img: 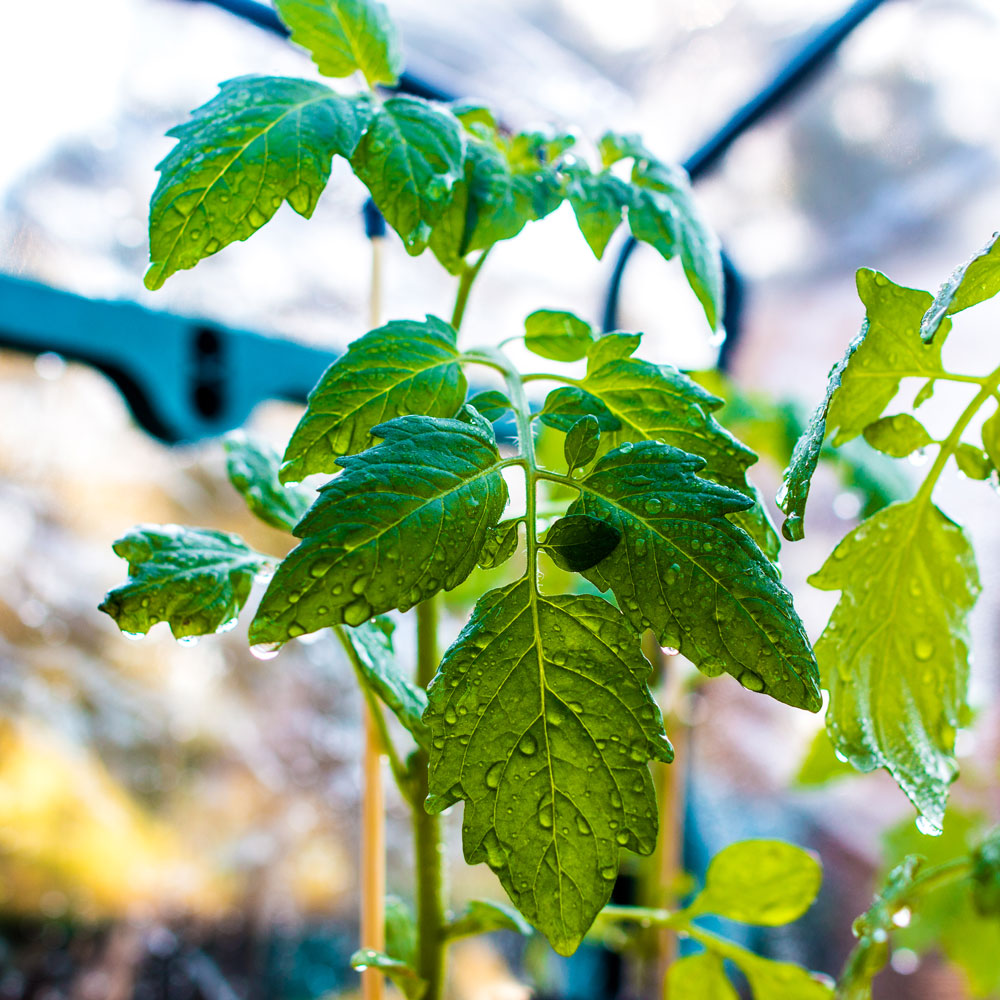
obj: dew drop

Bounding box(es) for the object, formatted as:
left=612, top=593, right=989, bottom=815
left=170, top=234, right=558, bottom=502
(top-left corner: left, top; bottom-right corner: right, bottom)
left=250, top=641, right=281, bottom=660
left=615, top=831, right=629, bottom=845
left=122, top=630, right=145, bottom=642
left=177, top=635, right=200, bottom=647
left=287, top=622, right=306, bottom=638
left=644, top=498, right=662, bottom=515
left=518, top=734, right=538, bottom=756
left=913, top=636, right=934, bottom=661
left=601, top=866, right=616, bottom=880
left=485, top=761, right=503, bottom=788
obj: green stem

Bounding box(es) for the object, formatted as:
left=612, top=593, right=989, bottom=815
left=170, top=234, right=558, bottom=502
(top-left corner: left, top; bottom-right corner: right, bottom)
left=451, top=249, right=491, bottom=332
left=334, top=626, right=412, bottom=801
left=917, top=362, right=1000, bottom=504
left=412, top=596, right=446, bottom=1000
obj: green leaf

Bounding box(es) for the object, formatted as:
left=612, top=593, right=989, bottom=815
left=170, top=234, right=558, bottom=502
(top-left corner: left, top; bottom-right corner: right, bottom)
left=466, top=390, right=510, bottom=423
left=449, top=101, right=498, bottom=131
left=921, top=232, right=1000, bottom=342
left=281, top=315, right=466, bottom=483
left=564, top=415, right=601, bottom=473
left=524, top=309, right=596, bottom=362
left=955, top=442, right=992, bottom=480
left=274, top=0, right=403, bottom=86
left=223, top=432, right=312, bottom=531
left=350, top=949, right=425, bottom=1000
left=352, top=96, right=465, bottom=254
left=541, top=515, right=621, bottom=572
left=665, top=952, right=738, bottom=1000
left=861, top=414, right=933, bottom=459
left=827, top=270, right=945, bottom=447
left=384, top=895, right=417, bottom=967
left=572, top=442, right=820, bottom=711
left=733, top=953, right=833, bottom=1000
left=424, top=580, right=673, bottom=956
left=777, top=269, right=943, bottom=541
left=689, top=839, right=821, bottom=925
left=444, top=899, right=533, bottom=941
left=99, top=525, right=271, bottom=639
left=539, top=386, right=620, bottom=433
left=810, top=498, right=980, bottom=830
left=251, top=415, right=508, bottom=644
left=564, top=167, right=632, bottom=259
left=981, top=407, right=1000, bottom=468
left=972, top=829, right=1000, bottom=917
left=340, top=617, right=429, bottom=749
left=146, top=77, right=367, bottom=289
left=477, top=518, right=521, bottom=570
left=795, top=727, right=859, bottom=787
left=587, top=332, right=642, bottom=367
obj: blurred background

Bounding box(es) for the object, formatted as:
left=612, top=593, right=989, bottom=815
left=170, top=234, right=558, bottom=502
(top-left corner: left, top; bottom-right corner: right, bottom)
left=2, top=0, right=1000, bottom=997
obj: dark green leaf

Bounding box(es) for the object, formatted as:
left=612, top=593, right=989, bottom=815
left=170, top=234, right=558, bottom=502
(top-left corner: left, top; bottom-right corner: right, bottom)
left=444, top=899, right=533, bottom=941
left=424, top=580, right=672, bottom=955
left=350, top=949, right=425, bottom=1000
left=274, top=0, right=403, bottom=86
left=972, top=830, right=1000, bottom=917
left=524, top=309, right=596, bottom=362
left=539, top=386, right=620, bottom=433
left=564, top=415, right=601, bottom=472
left=146, top=77, right=367, bottom=289
left=477, top=518, right=521, bottom=570
left=281, top=315, right=466, bottom=482
left=223, top=432, right=312, bottom=530
left=922, top=232, right=1000, bottom=342
left=665, top=952, right=737, bottom=1000
left=466, top=390, right=510, bottom=423
left=339, top=617, right=429, bottom=749
left=955, top=443, right=992, bottom=480
left=99, top=525, right=271, bottom=639
left=352, top=96, right=465, bottom=254
left=689, top=839, right=821, bottom=925
left=777, top=269, right=942, bottom=540
left=564, top=167, right=632, bottom=259
left=810, top=498, right=980, bottom=831
left=541, top=515, right=621, bottom=572
left=251, top=415, right=508, bottom=644
left=862, top=414, right=933, bottom=459
left=572, top=442, right=820, bottom=711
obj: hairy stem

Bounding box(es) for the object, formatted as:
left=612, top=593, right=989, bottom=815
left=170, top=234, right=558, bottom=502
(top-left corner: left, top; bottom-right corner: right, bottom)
left=917, top=362, right=1000, bottom=504
left=413, top=596, right=447, bottom=1000
left=451, top=249, right=491, bottom=332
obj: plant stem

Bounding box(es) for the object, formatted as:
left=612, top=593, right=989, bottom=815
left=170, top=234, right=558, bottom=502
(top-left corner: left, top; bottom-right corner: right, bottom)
left=917, top=362, right=1000, bottom=504
left=413, top=596, right=447, bottom=1000
left=451, top=249, right=491, bottom=332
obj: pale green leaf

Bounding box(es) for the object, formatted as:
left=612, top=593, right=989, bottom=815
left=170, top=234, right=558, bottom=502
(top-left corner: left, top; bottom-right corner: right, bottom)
left=810, top=498, right=980, bottom=830
left=666, top=952, right=738, bottom=1000
left=734, top=954, right=834, bottom=1000
left=541, top=515, right=621, bottom=572
left=572, top=442, right=820, bottom=711
left=281, top=315, right=466, bottom=483
left=449, top=101, right=498, bottom=131
left=99, top=525, right=271, bottom=639
left=223, top=432, right=312, bottom=530
left=339, top=617, right=429, bottom=749
left=444, top=899, right=533, bottom=941
left=587, top=332, right=642, bottom=368
left=861, top=414, right=933, bottom=459
left=955, top=442, right=992, bottom=480
left=424, top=580, right=673, bottom=955
left=352, top=96, right=465, bottom=254
left=477, top=518, right=521, bottom=570
left=689, top=839, right=821, bottom=925
left=251, top=415, right=508, bottom=644
left=794, top=727, right=858, bottom=787
left=384, top=895, right=417, bottom=967
left=921, top=232, right=1000, bottom=342
left=564, top=167, right=632, bottom=259
left=564, top=415, right=601, bottom=472
left=981, top=407, right=1000, bottom=468
left=524, top=309, right=596, bottom=362
left=826, top=269, right=945, bottom=447
left=350, top=949, right=425, bottom=1000
left=275, top=0, right=403, bottom=86
left=146, top=77, right=367, bottom=289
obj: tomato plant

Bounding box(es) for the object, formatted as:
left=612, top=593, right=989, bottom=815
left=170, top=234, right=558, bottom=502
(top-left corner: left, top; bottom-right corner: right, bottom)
left=98, top=0, right=1000, bottom=996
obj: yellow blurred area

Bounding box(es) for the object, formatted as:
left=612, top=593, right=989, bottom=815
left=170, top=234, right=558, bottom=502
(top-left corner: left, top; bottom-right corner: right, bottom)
left=0, top=718, right=229, bottom=921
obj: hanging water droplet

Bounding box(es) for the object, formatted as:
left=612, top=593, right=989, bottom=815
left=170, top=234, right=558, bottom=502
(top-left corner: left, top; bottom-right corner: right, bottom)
left=217, top=617, right=238, bottom=633
left=177, top=635, right=200, bottom=647
left=909, top=447, right=929, bottom=468
left=891, top=906, right=912, bottom=928
left=122, top=630, right=145, bottom=642
left=915, top=814, right=942, bottom=836
left=250, top=641, right=281, bottom=660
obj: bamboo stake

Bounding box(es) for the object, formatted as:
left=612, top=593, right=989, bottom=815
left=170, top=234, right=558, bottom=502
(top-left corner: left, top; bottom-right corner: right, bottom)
left=361, top=226, right=386, bottom=1000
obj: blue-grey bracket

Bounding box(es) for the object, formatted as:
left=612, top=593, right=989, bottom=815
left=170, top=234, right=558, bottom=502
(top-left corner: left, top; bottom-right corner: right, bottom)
left=0, top=272, right=339, bottom=444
